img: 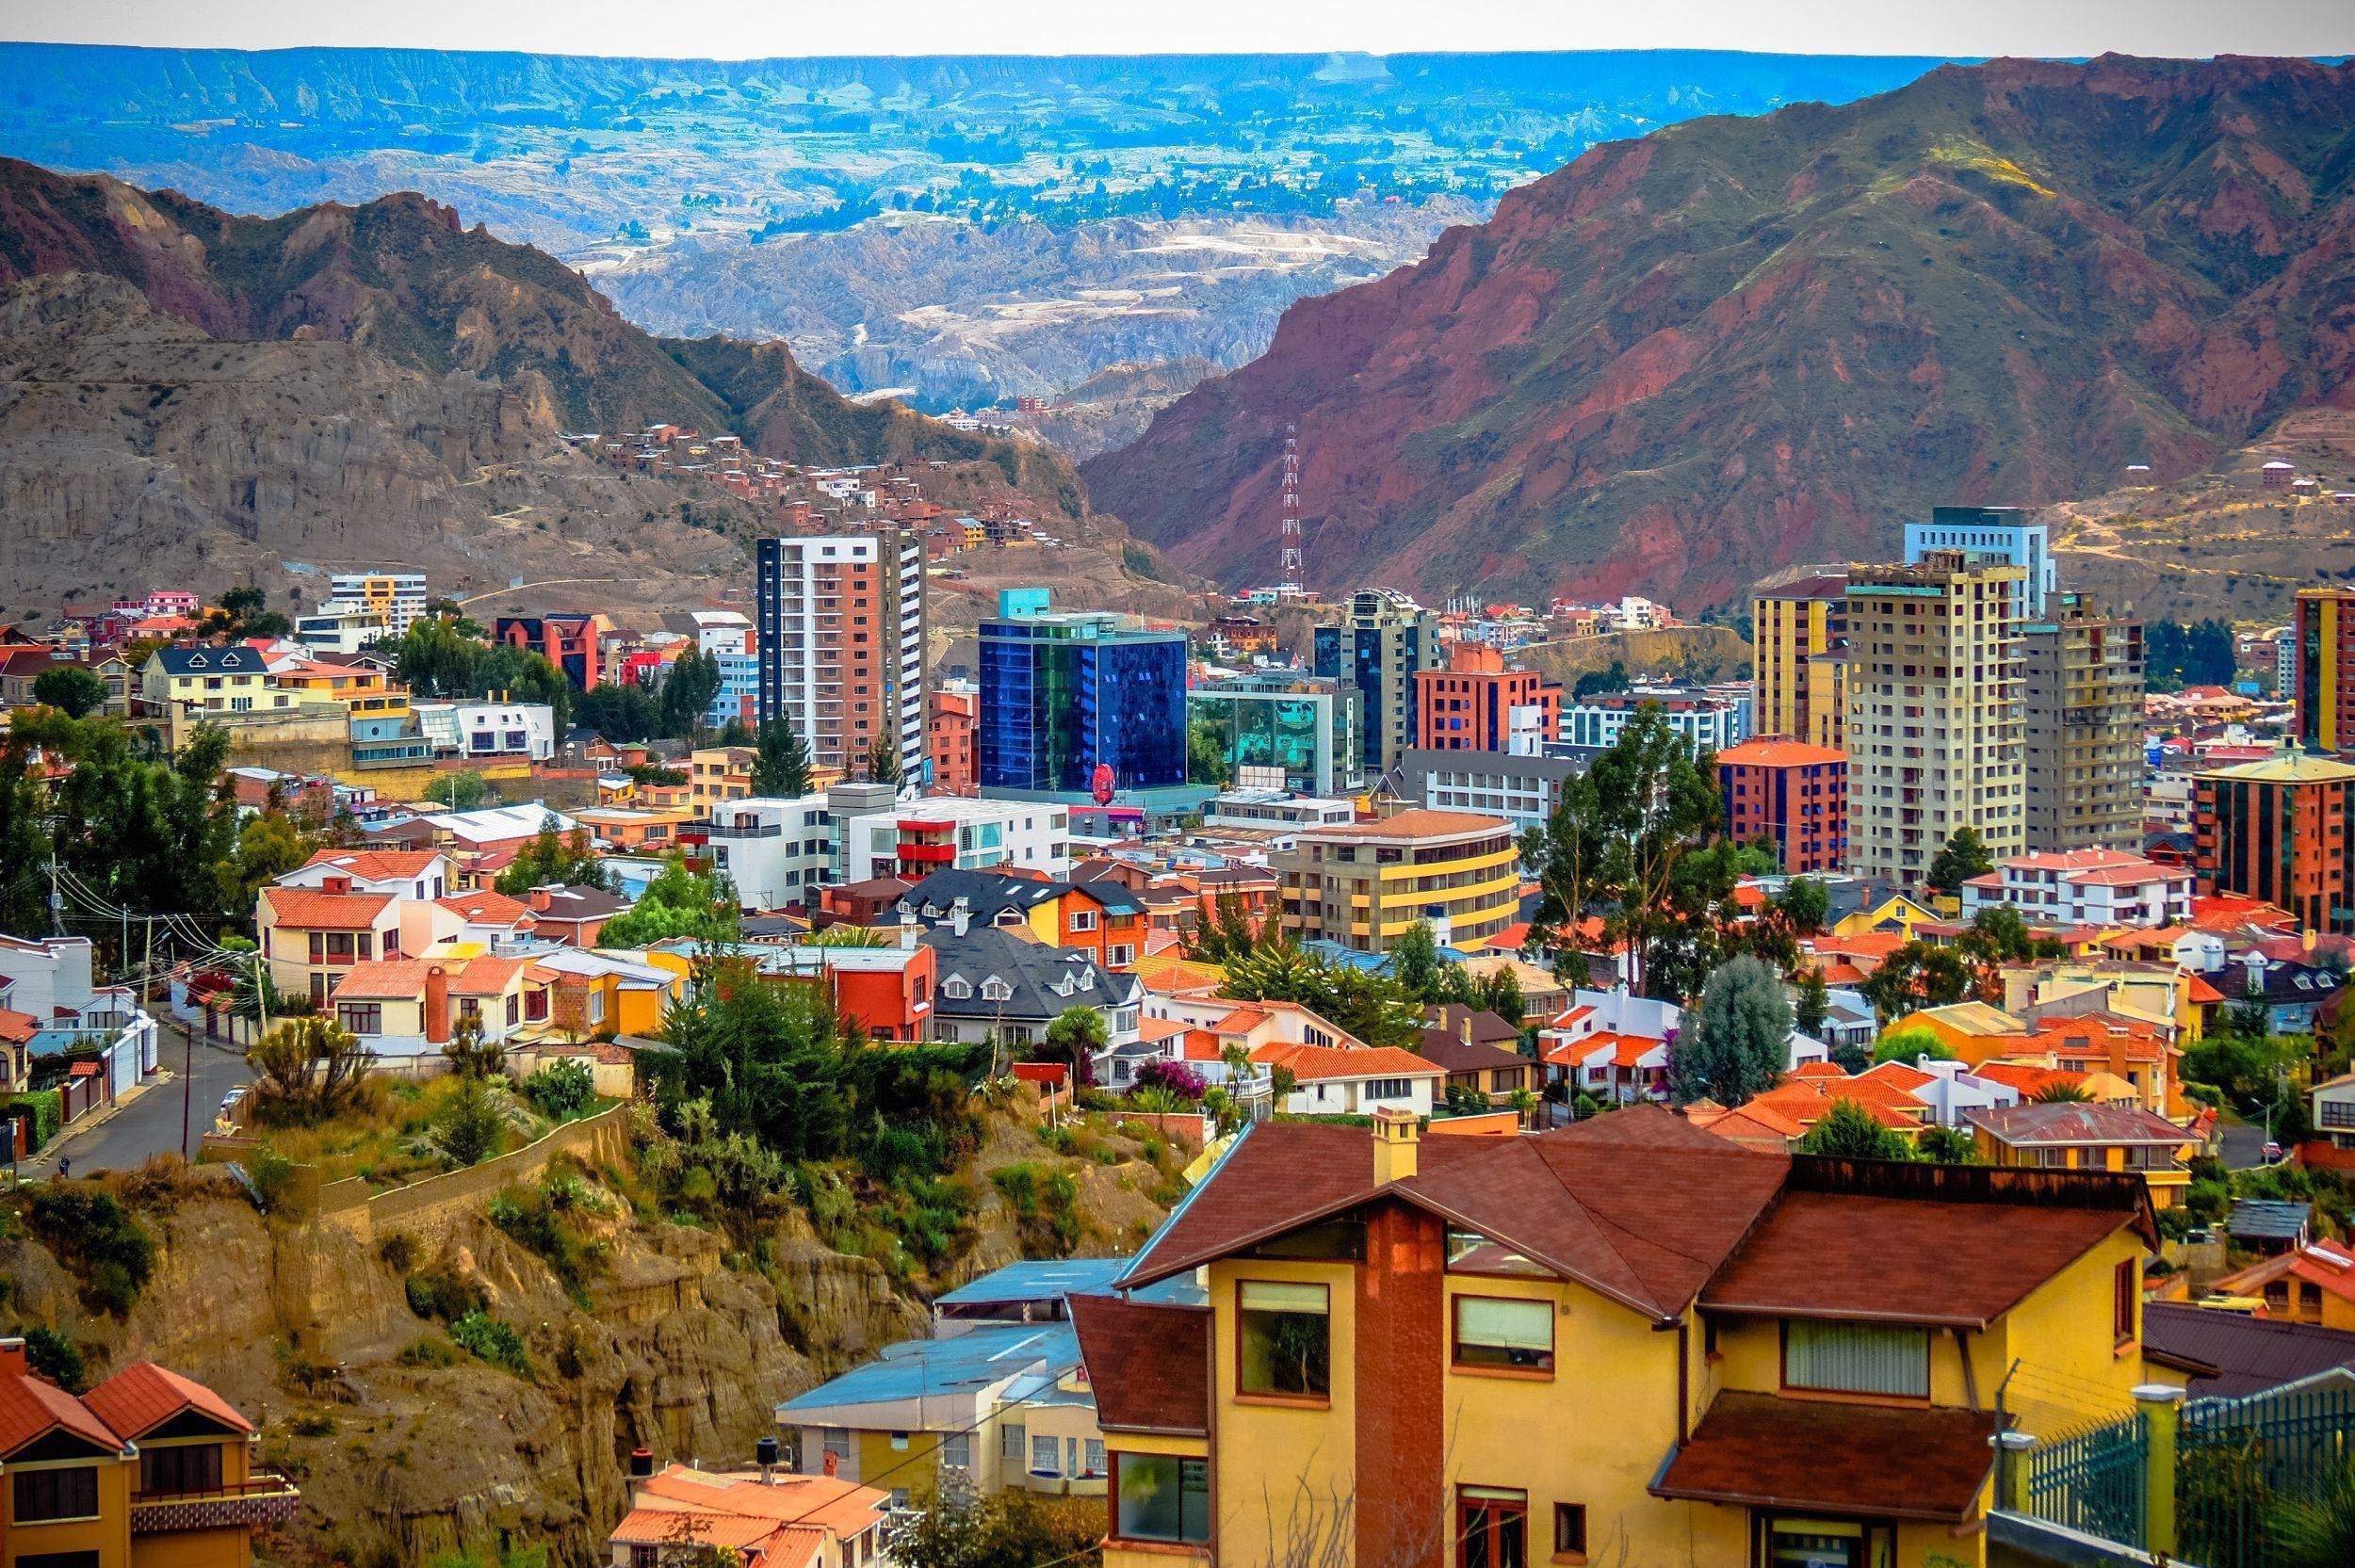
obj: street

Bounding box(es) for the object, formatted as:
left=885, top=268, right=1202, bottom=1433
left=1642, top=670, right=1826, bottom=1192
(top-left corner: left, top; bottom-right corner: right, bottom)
left=20, top=1020, right=252, bottom=1179
left=2214, top=1107, right=2277, bottom=1172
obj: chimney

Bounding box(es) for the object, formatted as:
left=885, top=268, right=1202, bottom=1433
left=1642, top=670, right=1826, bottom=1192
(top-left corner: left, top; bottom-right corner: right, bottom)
left=756, top=1434, right=780, bottom=1483
left=628, top=1447, right=655, bottom=1479
left=528, top=885, right=554, bottom=913
left=951, top=897, right=970, bottom=938
left=424, top=964, right=451, bottom=1045
left=1458, top=1009, right=1473, bottom=1044
left=1372, top=1105, right=1419, bottom=1185
left=322, top=874, right=352, bottom=896
left=0, top=1336, right=24, bottom=1379
left=900, top=911, right=918, bottom=950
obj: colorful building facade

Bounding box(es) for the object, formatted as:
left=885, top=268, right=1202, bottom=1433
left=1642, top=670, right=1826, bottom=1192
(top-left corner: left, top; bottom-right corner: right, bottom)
left=1716, top=736, right=1848, bottom=875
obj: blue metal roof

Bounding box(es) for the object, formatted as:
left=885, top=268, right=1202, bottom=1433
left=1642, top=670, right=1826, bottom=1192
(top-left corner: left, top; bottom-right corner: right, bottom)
left=776, top=1323, right=1077, bottom=1414
left=934, top=1258, right=1128, bottom=1304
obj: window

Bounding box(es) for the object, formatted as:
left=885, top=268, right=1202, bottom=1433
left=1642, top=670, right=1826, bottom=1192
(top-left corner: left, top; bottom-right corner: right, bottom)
left=980, top=978, right=1013, bottom=1002
left=821, top=1428, right=852, bottom=1466
left=1363, top=1077, right=1414, bottom=1102
left=2115, top=1258, right=2137, bottom=1344
left=1458, top=1486, right=1527, bottom=1568
left=1454, top=1296, right=1555, bottom=1373
left=14, top=1465, right=99, bottom=1522
left=1070, top=910, right=1097, bottom=932
left=506, top=994, right=521, bottom=1027
left=1030, top=1434, right=1060, bottom=1475
left=140, top=1443, right=223, bottom=1495
left=14, top=1554, right=101, bottom=1568
left=939, top=1432, right=970, bottom=1471
left=1114, top=1453, right=1210, bottom=1544
left=1783, top=1319, right=1929, bottom=1398
left=1083, top=1438, right=1105, bottom=1477
left=1239, top=1279, right=1330, bottom=1398
left=526, top=989, right=549, bottom=1022
left=336, top=1002, right=382, bottom=1037
left=942, top=977, right=971, bottom=999
left=1553, top=1504, right=1586, bottom=1560
left=999, top=1424, right=1025, bottom=1462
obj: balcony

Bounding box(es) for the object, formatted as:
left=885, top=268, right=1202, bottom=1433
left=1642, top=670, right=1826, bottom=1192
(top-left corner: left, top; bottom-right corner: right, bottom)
left=132, top=1471, right=301, bottom=1533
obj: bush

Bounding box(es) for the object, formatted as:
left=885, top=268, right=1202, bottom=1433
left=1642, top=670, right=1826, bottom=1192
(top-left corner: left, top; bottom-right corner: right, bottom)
left=248, top=1143, right=298, bottom=1211
left=1131, top=1059, right=1206, bottom=1102
left=26, top=1188, right=154, bottom=1316
left=22, top=1327, right=84, bottom=1391
left=430, top=1077, right=512, bottom=1168
left=379, top=1233, right=419, bottom=1273
left=12, top=1091, right=60, bottom=1151
left=403, top=1263, right=487, bottom=1323
left=447, top=1310, right=532, bottom=1377
left=524, top=1059, right=596, bottom=1120
left=396, top=1336, right=459, bottom=1368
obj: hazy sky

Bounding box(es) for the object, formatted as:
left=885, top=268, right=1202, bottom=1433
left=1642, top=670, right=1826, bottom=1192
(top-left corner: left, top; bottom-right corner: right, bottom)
left=6, top=0, right=2352, bottom=59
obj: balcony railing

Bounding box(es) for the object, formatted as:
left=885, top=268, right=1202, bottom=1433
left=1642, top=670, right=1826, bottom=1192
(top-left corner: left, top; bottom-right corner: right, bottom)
left=131, top=1470, right=301, bottom=1533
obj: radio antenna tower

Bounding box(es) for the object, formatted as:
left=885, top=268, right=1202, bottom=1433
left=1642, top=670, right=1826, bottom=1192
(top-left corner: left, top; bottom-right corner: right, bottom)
left=1278, top=423, right=1304, bottom=592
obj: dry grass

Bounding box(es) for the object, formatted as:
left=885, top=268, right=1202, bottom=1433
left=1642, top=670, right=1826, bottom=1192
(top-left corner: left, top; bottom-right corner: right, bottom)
left=252, top=1075, right=532, bottom=1187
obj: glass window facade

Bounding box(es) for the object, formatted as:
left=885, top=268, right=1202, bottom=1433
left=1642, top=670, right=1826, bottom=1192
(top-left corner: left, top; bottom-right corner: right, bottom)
left=977, top=616, right=1186, bottom=793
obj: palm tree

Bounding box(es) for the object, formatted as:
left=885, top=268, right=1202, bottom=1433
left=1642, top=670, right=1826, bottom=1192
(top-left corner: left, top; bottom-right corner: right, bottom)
left=2031, top=1079, right=2094, bottom=1104
left=2269, top=1459, right=2355, bottom=1568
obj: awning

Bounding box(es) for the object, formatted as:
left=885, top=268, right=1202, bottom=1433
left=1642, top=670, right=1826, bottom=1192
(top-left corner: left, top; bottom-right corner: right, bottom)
left=1650, top=1393, right=2000, bottom=1523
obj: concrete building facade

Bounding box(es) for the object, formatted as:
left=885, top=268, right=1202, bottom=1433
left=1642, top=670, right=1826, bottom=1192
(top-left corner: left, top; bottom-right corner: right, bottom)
left=755, top=532, right=927, bottom=783
left=2022, top=594, right=2145, bottom=852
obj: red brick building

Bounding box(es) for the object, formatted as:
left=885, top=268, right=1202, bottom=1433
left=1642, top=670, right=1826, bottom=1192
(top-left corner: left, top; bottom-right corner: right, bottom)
left=1717, top=736, right=1848, bottom=875
left=494, top=613, right=612, bottom=690
left=2196, top=752, right=2355, bottom=933
left=1412, top=643, right=1561, bottom=752
left=928, top=687, right=977, bottom=795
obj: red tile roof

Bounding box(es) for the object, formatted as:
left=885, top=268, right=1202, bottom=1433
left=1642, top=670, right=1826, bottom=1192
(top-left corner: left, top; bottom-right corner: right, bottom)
left=260, top=886, right=393, bottom=930
left=0, top=1363, right=124, bottom=1458
left=1716, top=737, right=1846, bottom=768
left=300, top=849, right=444, bottom=881
left=0, top=1008, right=36, bottom=1045
left=1967, top=1103, right=2193, bottom=1146
left=1253, top=1043, right=1442, bottom=1082
left=1068, top=1295, right=1210, bottom=1435
left=81, top=1361, right=252, bottom=1440
left=1650, top=1392, right=1998, bottom=1523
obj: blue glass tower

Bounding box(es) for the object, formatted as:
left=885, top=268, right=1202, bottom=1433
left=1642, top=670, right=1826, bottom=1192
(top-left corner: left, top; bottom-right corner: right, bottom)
left=977, top=601, right=1187, bottom=796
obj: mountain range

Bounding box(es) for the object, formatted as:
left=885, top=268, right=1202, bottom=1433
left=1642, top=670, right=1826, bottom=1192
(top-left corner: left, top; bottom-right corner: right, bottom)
left=0, top=156, right=1079, bottom=620
left=1084, top=54, right=2355, bottom=606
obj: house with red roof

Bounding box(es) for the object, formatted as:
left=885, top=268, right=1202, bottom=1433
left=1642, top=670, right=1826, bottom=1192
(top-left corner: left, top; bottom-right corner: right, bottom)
left=2209, top=1241, right=2355, bottom=1332
left=1959, top=849, right=2194, bottom=929
left=0, top=1337, right=293, bottom=1568
left=608, top=1461, right=888, bottom=1568
left=1255, top=1042, right=1444, bottom=1117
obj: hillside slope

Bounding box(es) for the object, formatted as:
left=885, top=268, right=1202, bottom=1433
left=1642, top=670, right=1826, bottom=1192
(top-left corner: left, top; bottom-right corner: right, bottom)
left=0, top=157, right=1087, bottom=615
left=1084, top=55, right=2355, bottom=606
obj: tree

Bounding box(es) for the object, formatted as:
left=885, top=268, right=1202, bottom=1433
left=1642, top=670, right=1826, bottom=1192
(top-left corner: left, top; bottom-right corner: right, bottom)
left=0, top=738, right=50, bottom=934
left=1038, top=1006, right=1107, bottom=1088
left=1571, top=660, right=1629, bottom=699
left=1183, top=891, right=1261, bottom=963
left=495, top=816, right=609, bottom=896
left=575, top=680, right=658, bottom=743
left=866, top=735, right=903, bottom=786
left=246, top=1015, right=376, bottom=1124
left=753, top=719, right=814, bottom=797
left=2031, top=1078, right=2094, bottom=1103
left=596, top=852, right=739, bottom=948
left=718, top=718, right=755, bottom=747
left=442, top=1015, right=507, bottom=1079
left=201, top=585, right=291, bottom=641
left=658, top=647, right=723, bottom=740
left=1669, top=954, right=1792, bottom=1107
left=385, top=618, right=573, bottom=735
left=1916, top=1123, right=1980, bottom=1164
left=804, top=922, right=893, bottom=948
left=1872, top=1027, right=1956, bottom=1065
left=1794, top=969, right=1831, bottom=1039
left=1391, top=920, right=1441, bottom=1000
left=1924, top=827, right=1994, bottom=897
left=431, top=1075, right=511, bottom=1167
left=1858, top=943, right=1974, bottom=1022
left=1475, top=966, right=1526, bottom=1030
left=426, top=770, right=492, bottom=811
left=894, top=1487, right=1106, bottom=1568
left=47, top=720, right=240, bottom=922
left=1186, top=712, right=1233, bottom=787
left=31, top=667, right=107, bottom=719
left=215, top=810, right=313, bottom=913
left=1799, top=1098, right=1913, bottom=1160
left=1222, top=939, right=1424, bottom=1050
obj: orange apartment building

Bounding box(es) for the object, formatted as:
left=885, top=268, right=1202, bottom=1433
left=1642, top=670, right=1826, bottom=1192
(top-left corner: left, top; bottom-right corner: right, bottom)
left=928, top=687, right=978, bottom=795
left=2195, top=752, right=2355, bottom=933
left=0, top=1340, right=296, bottom=1568
left=755, top=533, right=927, bottom=782
left=1412, top=644, right=1560, bottom=752
left=1717, top=737, right=1848, bottom=875
left=493, top=614, right=611, bottom=690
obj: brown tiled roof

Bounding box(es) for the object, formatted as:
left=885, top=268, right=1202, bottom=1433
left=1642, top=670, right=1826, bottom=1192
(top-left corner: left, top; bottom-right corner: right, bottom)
left=260, top=886, right=393, bottom=929
left=1069, top=1295, right=1210, bottom=1435
left=1650, top=1392, right=1998, bottom=1523
left=1424, top=1004, right=1521, bottom=1046
left=1967, top=1102, right=2189, bottom=1146
left=0, top=1364, right=125, bottom=1458
left=1702, top=1160, right=2152, bottom=1329
left=1414, top=1029, right=1531, bottom=1075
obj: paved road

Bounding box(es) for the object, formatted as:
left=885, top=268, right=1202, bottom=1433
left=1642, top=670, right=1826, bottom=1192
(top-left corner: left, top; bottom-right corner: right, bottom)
left=21, top=1021, right=252, bottom=1180
left=2215, top=1107, right=2278, bottom=1172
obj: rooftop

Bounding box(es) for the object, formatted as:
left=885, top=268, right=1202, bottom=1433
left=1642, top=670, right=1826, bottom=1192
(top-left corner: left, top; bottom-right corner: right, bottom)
left=1651, top=1392, right=1997, bottom=1524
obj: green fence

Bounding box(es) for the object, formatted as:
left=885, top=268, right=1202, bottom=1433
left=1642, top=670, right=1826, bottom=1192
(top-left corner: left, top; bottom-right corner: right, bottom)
left=2016, top=1383, right=2355, bottom=1567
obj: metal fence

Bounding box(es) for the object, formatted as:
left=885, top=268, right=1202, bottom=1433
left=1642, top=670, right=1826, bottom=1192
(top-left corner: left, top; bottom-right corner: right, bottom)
left=2022, top=1410, right=2148, bottom=1548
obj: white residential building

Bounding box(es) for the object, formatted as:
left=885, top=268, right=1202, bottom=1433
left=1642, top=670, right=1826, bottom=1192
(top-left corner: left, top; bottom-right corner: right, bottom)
left=755, top=532, right=926, bottom=781
left=1958, top=849, right=2195, bottom=928
left=839, top=797, right=1070, bottom=882
left=292, top=606, right=392, bottom=655
left=414, top=700, right=558, bottom=762
left=1903, top=1057, right=2027, bottom=1129
left=705, top=795, right=837, bottom=910
left=321, top=573, right=430, bottom=637
left=1558, top=686, right=1749, bottom=756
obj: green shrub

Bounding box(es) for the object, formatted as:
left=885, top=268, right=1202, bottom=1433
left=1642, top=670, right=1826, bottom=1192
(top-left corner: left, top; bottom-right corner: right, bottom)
left=288, top=1413, right=336, bottom=1438
left=396, top=1336, right=459, bottom=1368
left=379, top=1233, right=419, bottom=1273
left=447, top=1310, right=532, bottom=1377
left=26, top=1188, right=154, bottom=1316
left=403, top=1263, right=487, bottom=1323
left=248, top=1143, right=298, bottom=1211
left=22, top=1327, right=84, bottom=1391
left=12, top=1091, right=60, bottom=1150
left=524, top=1059, right=596, bottom=1120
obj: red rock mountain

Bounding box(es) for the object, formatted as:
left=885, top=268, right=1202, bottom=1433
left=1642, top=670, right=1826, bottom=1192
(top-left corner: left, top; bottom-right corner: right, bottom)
left=1082, top=55, right=2355, bottom=606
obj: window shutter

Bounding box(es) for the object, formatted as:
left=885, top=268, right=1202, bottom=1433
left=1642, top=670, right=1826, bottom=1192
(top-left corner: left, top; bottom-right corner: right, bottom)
left=1457, top=1297, right=1551, bottom=1350
left=1785, top=1319, right=1928, bottom=1397
left=1240, top=1281, right=1328, bottom=1315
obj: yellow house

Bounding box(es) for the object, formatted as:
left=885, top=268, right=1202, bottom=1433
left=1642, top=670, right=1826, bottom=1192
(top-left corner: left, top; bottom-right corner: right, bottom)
left=1831, top=894, right=1941, bottom=940
left=0, top=1342, right=295, bottom=1568
left=139, top=645, right=277, bottom=713
left=1965, top=1103, right=2197, bottom=1209
left=1890, top=1001, right=2033, bottom=1061
left=689, top=746, right=756, bottom=808
left=1077, top=1106, right=2155, bottom=1568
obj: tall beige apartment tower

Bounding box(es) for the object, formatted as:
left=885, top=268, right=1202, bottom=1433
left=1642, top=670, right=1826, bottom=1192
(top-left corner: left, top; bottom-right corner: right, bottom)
left=1844, top=551, right=2027, bottom=889
left=2022, top=592, right=2145, bottom=852
left=1751, top=571, right=1847, bottom=747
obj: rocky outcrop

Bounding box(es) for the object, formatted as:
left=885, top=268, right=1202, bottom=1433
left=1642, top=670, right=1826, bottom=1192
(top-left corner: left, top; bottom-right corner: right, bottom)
left=1085, top=55, right=2355, bottom=606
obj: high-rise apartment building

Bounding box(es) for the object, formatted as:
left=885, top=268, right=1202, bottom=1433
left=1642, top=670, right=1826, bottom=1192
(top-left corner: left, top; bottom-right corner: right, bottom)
left=1412, top=642, right=1561, bottom=754
left=323, top=572, right=430, bottom=637
left=1903, top=506, right=2054, bottom=616
left=1314, top=589, right=1442, bottom=776
left=755, top=532, right=926, bottom=783
left=2022, top=593, right=2145, bottom=852
left=1845, top=552, right=2027, bottom=888
left=1717, top=737, right=1848, bottom=875
left=2294, top=587, right=2355, bottom=753
left=2197, top=752, right=2355, bottom=933
left=976, top=592, right=1188, bottom=800
left=1750, top=571, right=1847, bottom=748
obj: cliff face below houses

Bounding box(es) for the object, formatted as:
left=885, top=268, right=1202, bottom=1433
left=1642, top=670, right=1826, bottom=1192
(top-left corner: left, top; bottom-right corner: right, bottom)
left=1083, top=55, right=2355, bottom=607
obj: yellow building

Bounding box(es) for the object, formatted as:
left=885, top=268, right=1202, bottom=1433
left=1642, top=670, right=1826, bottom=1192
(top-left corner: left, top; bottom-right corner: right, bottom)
left=0, top=1341, right=295, bottom=1568
left=1846, top=552, right=2028, bottom=891
left=689, top=745, right=756, bottom=808
left=1078, top=1107, right=2154, bottom=1568
left=1751, top=571, right=1848, bottom=748
left=1271, top=810, right=1519, bottom=954
left=1966, top=1102, right=2197, bottom=1209
left=1829, top=893, right=1941, bottom=940
left=1802, top=649, right=1850, bottom=752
